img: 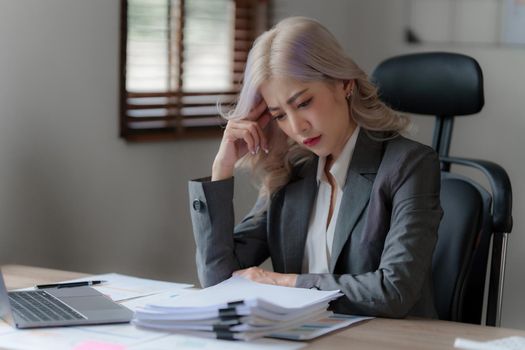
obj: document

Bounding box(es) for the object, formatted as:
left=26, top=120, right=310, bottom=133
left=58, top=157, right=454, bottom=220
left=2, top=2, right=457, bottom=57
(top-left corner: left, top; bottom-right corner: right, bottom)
left=133, top=276, right=343, bottom=340
left=143, top=276, right=341, bottom=309
left=59, top=273, right=193, bottom=301
left=0, top=321, right=305, bottom=350
left=19, top=273, right=194, bottom=301
left=269, top=314, right=372, bottom=340
left=455, top=336, right=525, bottom=350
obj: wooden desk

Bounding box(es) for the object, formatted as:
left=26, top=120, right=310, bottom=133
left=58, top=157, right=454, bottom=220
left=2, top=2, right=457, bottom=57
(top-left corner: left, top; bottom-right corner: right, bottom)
left=2, top=265, right=525, bottom=350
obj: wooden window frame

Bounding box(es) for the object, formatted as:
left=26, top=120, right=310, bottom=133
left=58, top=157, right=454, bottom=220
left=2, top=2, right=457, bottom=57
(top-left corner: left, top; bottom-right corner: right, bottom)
left=119, top=0, right=268, bottom=142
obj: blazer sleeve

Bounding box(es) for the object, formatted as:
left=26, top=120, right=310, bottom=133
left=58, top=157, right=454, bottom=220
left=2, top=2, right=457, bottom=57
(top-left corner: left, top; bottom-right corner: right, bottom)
left=189, top=177, right=270, bottom=288
left=295, top=149, right=443, bottom=318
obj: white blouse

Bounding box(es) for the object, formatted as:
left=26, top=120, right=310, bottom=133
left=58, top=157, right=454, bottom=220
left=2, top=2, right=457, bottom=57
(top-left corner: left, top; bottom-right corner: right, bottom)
left=301, top=126, right=360, bottom=273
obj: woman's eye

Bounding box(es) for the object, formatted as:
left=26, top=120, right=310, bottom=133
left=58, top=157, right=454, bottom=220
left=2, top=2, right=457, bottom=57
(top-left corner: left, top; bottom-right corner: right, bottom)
left=297, top=98, right=312, bottom=108
left=272, top=114, right=286, bottom=121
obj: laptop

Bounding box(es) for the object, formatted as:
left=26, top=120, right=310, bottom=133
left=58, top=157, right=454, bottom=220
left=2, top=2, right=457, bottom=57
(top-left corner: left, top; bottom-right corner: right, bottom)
left=0, top=270, right=133, bottom=328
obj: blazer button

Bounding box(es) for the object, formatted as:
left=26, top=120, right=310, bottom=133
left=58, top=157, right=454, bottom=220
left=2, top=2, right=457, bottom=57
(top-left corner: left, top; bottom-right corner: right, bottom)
left=192, top=199, right=204, bottom=212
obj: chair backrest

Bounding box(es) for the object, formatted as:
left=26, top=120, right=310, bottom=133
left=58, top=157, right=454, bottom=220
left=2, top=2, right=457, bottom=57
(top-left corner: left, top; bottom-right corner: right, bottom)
left=434, top=173, right=492, bottom=323
left=371, top=52, right=513, bottom=326
left=371, top=52, right=484, bottom=157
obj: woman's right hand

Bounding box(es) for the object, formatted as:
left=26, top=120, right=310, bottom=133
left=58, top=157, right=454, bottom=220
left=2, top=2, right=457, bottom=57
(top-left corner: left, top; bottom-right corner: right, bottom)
left=212, top=100, right=271, bottom=181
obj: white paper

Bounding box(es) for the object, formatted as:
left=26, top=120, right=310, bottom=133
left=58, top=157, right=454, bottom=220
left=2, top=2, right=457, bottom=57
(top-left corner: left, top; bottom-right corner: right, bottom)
left=455, top=336, right=525, bottom=350
left=0, top=320, right=167, bottom=350
left=146, top=276, right=340, bottom=310
left=137, top=300, right=330, bottom=321
left=122, top=288, right=198, bottom=311
left=0, top=321, right=307, bottom=350
left=131, top=277, right=342, bottom=341
left=19, top=273, right=193, bottom=301
left=127, top=334, right=306, bottom=350
left=133, top=310, right=332, bottom=332
left=269, top=313, right=372, bottom=341
left=0, top=319, right=305, bottom=350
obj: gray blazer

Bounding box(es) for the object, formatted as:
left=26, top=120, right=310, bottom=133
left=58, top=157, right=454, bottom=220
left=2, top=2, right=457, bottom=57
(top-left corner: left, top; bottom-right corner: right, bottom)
left=189, top=129, right=443, bottom=318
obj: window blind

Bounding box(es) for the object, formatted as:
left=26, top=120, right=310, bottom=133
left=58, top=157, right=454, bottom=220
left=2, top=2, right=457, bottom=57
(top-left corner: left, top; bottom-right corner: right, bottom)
left=120, top=0, right=268, bottom=141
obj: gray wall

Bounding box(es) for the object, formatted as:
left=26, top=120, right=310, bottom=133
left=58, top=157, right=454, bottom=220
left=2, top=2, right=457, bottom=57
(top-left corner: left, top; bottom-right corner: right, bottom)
left=0, top=0, right=257, bottom=284
left=0, top=0, right=523, bottom=329
left=0, top=0, right=213, bottom=284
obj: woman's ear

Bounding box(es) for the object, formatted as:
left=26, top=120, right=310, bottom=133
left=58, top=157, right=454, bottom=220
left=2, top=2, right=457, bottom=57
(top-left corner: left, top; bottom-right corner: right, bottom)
left=343, top=79, right=355, bottom=95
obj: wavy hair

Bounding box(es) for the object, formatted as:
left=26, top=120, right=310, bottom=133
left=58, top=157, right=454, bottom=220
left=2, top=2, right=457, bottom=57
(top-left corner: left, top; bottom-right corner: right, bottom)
left=222, top=17, right=410, bottom=202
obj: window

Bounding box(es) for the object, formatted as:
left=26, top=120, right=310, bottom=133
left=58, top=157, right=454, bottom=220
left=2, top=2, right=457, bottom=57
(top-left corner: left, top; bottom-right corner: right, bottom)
left=120, top=0, right=268, bottom=141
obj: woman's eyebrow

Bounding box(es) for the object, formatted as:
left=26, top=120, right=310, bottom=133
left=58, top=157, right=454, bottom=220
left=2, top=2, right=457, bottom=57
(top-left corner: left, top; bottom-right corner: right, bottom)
left=267, top=88, right=309, bottom=111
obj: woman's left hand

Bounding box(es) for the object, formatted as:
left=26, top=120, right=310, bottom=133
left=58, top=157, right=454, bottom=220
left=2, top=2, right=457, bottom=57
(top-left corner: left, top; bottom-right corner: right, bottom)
left=232, top=267, right=297, bottom=287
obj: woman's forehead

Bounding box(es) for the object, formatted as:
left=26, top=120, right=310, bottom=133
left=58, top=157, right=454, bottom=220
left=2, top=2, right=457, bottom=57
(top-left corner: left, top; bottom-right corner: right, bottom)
left=261, top=78, right=318, bottom=96
left=259, top=78, right=335, bottom=102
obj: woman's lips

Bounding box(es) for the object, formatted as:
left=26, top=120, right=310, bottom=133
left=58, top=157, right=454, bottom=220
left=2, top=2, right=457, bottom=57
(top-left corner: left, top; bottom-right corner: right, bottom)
left=303, top=135, right=321, bottom=147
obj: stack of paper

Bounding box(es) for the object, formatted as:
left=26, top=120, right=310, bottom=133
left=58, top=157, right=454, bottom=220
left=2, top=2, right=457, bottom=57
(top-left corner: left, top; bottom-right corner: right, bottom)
left=132, top=276, right=342, bottom=341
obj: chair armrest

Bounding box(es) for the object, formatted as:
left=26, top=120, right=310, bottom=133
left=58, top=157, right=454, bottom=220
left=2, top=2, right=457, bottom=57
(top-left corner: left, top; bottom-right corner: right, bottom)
left=440, top=156, right=513, bottom=233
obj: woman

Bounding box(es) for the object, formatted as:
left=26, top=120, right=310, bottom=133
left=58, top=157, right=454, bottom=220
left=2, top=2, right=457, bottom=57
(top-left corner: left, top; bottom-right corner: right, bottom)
left=188, top=17, right=442, bottom=318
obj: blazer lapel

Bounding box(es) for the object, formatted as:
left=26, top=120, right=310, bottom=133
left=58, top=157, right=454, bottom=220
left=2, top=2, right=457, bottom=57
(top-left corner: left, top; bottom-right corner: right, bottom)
left=329, top=130, right=384, bottom=272
left=280, top=159, right=317, bottom=273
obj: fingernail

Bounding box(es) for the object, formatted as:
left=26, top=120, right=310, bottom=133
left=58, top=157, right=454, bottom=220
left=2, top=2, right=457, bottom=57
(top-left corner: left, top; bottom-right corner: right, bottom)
left=264, top=148, right=269, bottom=154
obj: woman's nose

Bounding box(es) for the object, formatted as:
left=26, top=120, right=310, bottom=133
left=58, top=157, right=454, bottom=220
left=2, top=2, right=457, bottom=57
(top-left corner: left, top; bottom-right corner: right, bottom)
left=288, top=114, right=310, bottom=134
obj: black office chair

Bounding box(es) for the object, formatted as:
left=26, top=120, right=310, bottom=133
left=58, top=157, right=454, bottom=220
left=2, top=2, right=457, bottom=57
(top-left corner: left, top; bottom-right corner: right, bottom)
left=371, top=52, right=513, bottom=326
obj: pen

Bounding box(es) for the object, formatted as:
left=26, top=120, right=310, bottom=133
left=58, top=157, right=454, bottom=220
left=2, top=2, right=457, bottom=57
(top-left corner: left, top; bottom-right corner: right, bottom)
left=36, top=280, right=106, bottom=289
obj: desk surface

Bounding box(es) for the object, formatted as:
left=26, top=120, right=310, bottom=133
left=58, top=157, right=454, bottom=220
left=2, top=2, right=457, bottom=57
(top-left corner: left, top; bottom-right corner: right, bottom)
left=2, top=264, right=525, bottom=350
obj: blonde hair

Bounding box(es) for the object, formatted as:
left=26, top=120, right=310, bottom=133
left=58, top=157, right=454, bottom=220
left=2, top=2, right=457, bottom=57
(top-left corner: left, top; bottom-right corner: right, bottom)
left=223, top=17, right=410, bottom=201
